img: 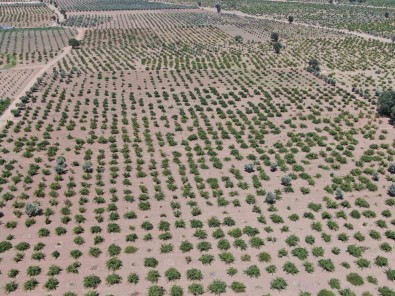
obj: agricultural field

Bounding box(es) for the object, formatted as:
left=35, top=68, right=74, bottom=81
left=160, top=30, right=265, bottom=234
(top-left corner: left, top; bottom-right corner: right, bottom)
left=43, top=0, right=193, bottom=12
left=1, top=1, right=395, bottom=296
left=0, top=68, right=40, bottom=98
left=0, top=3, right=56, bottom=28
left=0, top=27, right=76, bottom=66
left=161, top=0, right=395, bottom=39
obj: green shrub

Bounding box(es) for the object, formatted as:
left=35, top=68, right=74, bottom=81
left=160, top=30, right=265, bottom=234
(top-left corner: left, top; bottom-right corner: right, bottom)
left=148, top=285, right=165, bottom=296
left=165, top=268, right=181, bottom=281
left=0, top=241, right=12, bottom=253
left=270, top=277, right=287, bottom=290
left=144, top=257, right=159, bottom=268
left=387, top=269, right=395, bottom=281
left=170, top=285, right=184, bottom=296
left=258, top=252, right=271, bottom=262
left=146, top=270, right=160, bottom=283
left=283, top=261, right=299, bottom=275
left=317, top=289, right=335, bottom=296
left=188, top=284, right=204, bottom=295
left=83, top=275, right=101, bottom=289
left=244, top=265, right=260, bottom=278
left=231, top=281, right=246, bottom=293
left=346, top=273, right=364, bottom=286
left=127, top=273, right=139, bottom=284
left=106, top=273, right=122, bottom=285
left=186, top=269, right=203, bottom=281
left=208, top=280, right=227, bottom=295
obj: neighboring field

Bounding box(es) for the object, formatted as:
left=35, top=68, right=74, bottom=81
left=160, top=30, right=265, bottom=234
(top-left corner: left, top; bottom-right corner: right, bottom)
left=62, top=14, right=113, bottom=27
left=161, top=0, right=395, bottom=39
left=44, top=0, right=193, bottom=12
left=0, top=27, right=76, bottom=66
left=0, top=68, right=40, bottom=98
left=0, top=3, right=56, bottom=28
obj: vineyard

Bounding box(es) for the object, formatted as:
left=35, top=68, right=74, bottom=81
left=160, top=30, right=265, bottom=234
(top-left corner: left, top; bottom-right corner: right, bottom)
left=0, top=1, right=395, bottom=296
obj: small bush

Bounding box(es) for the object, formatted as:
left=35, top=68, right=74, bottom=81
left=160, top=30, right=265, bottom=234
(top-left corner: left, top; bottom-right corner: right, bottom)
left=346, top=273, right=364, bottom=286
left=271, top=277, right=287, bottom=290
left=83, top=275, right=101, bottom=289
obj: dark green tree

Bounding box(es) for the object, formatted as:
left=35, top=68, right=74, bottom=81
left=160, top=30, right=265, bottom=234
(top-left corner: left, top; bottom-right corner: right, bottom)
left=271, top=32, right=279, bottom=42
left=308, top=58, right=320, bottom=72
left=273, top=42, right=282, bottom=54
left=234, top=35, right=243, bottom=44
left=215, top=3, right=221, bottom=13
left=68, top=38, right=81, bottom=49
left=377, top=90, right=395, bottom=121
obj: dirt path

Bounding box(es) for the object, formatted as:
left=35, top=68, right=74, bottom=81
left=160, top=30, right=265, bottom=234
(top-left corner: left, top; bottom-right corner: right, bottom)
left=203, top=7, right=393, bottom=43
left=0, top=28, right=85, bottom=131
left=47, top=2, right=65, bottom=24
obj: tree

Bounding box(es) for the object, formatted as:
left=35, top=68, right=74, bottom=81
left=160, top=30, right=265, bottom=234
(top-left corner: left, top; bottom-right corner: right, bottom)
left=288, top=15, right=294, bottom=23
left=83, top=161, right=93, bottom=173
left=385, top=12, right=390, bottom=18
left=266, top=191, right=276, bottom=204
left=55, top=156, right=67, bottom=174
left=234, top=35, right=243, bottom=44
left=372, top=171, right=380, bottom=181
left=271, top=32, right=279, bottom=42
left=197, top=1, right=202, bottom=7
left=215, top=3, right=221, bottom=13
left=68, top=38, right=81, bottom=49
left=389, top=163, right=395, bottom=174
left=335, top=187, right=344, bottom=199
left=244, top=164, right=254, bottom=173
left=388, top=183, right=395, bottom=196
left=308, top=58, right=320, bottom=72
left=273, top=42, right=282, bottom=54
left=378, top=90, right=395, bottom=121
left=25, top=203, right=41, bottom=217
left=281, top=176, right=292, bottom=186
left=11, top=109, right=21, bottom=117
